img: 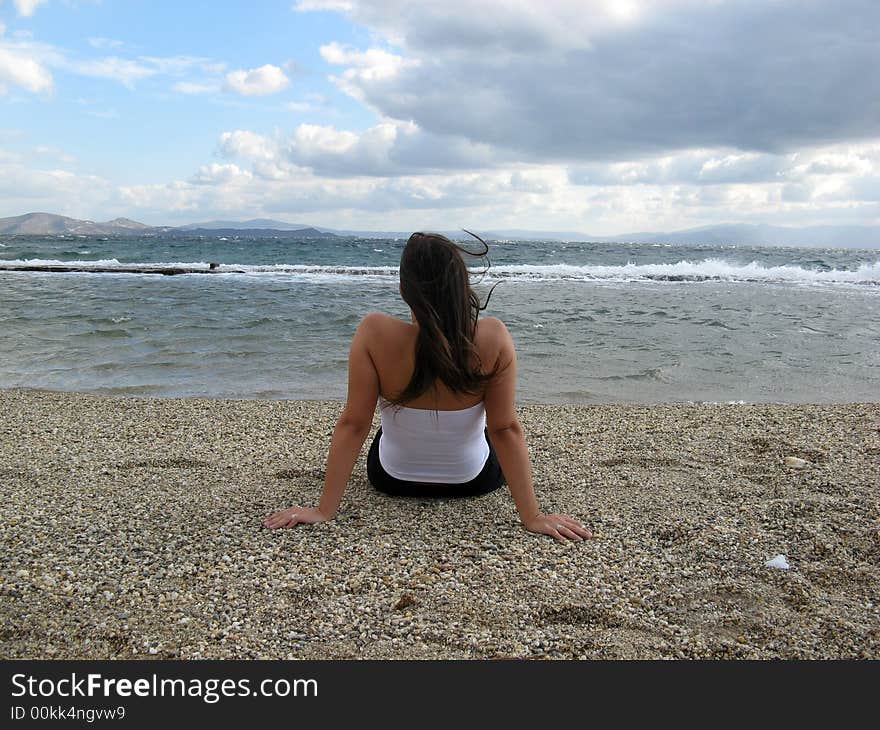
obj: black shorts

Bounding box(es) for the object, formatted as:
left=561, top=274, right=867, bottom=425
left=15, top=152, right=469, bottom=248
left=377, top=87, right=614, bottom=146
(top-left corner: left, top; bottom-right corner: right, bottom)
left=366, top=427, right=505, bottom=497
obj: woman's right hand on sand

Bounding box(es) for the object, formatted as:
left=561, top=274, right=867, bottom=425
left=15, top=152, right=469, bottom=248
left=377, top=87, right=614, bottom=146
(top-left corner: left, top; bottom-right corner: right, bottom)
left=523, top=513, right=593, bottom=542
left=263, top=506, right=328, bottom=530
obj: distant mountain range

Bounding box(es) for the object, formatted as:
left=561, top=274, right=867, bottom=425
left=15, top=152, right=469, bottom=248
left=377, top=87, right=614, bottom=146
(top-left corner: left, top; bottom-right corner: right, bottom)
left=0, top=212, right=153, bottom=236
left=178, top=218, right=325, bottom=232
left=170, top=226, right=332, bottom=238
left=572, top=223, right=880, bottom=248
left=0, top=213, right=334, bottom=239
left=1, top=212, right=878, bottom=248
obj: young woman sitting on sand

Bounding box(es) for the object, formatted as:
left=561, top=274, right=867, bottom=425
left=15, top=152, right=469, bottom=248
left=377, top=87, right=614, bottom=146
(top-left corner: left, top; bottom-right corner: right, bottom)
left=264, top=231, right=592, bottom=542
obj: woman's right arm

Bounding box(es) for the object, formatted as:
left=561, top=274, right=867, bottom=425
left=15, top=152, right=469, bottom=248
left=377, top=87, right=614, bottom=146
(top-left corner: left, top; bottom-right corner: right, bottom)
left=263, top=313, right=380, bottom=530
left=481, top=318, right=593, bottom=542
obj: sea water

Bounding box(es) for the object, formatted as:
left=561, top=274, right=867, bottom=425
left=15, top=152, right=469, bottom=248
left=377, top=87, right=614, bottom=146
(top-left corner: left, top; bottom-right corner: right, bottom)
left=1, top=234, right=877, bottom=403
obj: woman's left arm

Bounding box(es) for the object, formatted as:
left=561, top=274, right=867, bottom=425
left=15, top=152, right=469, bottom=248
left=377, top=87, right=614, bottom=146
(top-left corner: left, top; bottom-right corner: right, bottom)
left=264, top=314, right=380, bottom=529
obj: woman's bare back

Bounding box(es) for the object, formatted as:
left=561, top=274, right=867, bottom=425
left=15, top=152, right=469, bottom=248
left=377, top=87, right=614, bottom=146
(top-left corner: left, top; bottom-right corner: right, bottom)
left=364, top=312, right=505, bottom=410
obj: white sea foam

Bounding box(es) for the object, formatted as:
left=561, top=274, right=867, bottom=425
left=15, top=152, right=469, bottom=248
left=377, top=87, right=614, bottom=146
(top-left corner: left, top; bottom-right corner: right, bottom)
left=2, top=257, right=126, bottom=267
left=2, top=257, right=878, bottom=286
left=229, top=264, right=399, bottom=281
left=486, top=259, right=880, bottom=285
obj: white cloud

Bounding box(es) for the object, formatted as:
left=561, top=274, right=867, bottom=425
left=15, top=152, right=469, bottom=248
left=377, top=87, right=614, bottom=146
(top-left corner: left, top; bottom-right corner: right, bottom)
left=224, top=64, right=290, bottom=96
left=0, top=35, right=215, bottom=92
left=289, top=122, right=363, bottom=155
left=191, top=162, right=253, bottom=185
left=0, top=160, right=111, bottom=219
left=320, top=42, right=415, bottom=80
left=789, top=150, right=874, bottom=179
left=320, top=42, right=419, bottom=106
left=281, top=121, right=399, bottom=175
left=112, top=170, right=448, bottom=223
left=218, top=130, right=280, bottom=162
left=118, top=180, right=202, bottom=213
left=217, top=130, right=306, bottom=180
left=698, top=153, right=781, bottom=184
left=13, top=0, right=47, bottom=17
left=8, top=140, right=874, bottom=231
left=569, top=149, right=789, bottom=187
left=66, top=54, right=210, bottom=88
left=0, top=34, right=65, bottom=73
left=559, top=140, right=880, bottom=230
left=0, top=45, right=53, bottom=93
left=217, top=120, right=504, bottom=178
left=71, top=56, right=157, bottom=87
left=33, top=144, right=75, bottom=163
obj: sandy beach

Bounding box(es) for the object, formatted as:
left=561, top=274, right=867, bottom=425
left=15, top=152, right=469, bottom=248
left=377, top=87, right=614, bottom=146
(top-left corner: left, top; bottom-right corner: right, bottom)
left=0, top=389, right=877, bottom=659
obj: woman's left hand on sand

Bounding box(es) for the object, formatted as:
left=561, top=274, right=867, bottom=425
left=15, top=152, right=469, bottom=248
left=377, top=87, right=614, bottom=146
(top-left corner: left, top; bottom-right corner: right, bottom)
left=523, top=513, right=593, bottom=542
left=264, top=506, right=328, bottom=530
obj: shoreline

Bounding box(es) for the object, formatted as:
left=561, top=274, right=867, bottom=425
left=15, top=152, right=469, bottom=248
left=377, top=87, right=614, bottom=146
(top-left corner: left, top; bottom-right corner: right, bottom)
left=3, top=385, right=878, bottom=408
left=1, top=389, right=877, bottom=659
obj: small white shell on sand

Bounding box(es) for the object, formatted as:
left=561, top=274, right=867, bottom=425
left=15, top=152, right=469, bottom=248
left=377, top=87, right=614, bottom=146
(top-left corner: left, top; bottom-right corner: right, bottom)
left=765, top=554, right=790, bottom=570
left=784, top=456, right=807, bottom=468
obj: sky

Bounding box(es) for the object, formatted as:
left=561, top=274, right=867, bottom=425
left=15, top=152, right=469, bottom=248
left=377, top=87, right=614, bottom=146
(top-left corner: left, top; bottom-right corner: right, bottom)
left=0, top=0, right=878, bottom=234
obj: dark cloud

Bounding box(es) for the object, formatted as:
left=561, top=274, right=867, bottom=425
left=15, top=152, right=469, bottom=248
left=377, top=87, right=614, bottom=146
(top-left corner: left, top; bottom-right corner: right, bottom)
left=568, top=149, right=787, bottom=186
left=321, top=0, right=880, bottom=161
left=281, top=123, right=509, bottom=177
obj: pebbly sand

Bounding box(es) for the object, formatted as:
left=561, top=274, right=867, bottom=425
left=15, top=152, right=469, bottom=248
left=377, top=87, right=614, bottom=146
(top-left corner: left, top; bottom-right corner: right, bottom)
left=0, top=389, right=877, bottom=659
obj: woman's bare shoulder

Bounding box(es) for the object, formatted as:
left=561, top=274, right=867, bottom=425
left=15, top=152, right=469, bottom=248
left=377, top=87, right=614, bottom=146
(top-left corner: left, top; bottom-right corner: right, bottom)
left=359, top=311, right=408, bottom=329
left=475, top=317, right=515, bottom=369
left=357, top=312, right=413, bottom=343
left=476, top=316, right=512, bottom=344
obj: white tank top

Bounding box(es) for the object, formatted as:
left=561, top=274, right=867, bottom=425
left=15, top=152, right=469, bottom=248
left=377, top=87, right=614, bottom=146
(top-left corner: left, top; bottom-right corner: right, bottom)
left=378, top=399, right=490, bottom=483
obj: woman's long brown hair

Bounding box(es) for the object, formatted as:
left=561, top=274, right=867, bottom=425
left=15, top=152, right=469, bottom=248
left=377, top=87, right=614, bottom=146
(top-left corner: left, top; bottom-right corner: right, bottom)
left=390, top=230, right=502, bottom=406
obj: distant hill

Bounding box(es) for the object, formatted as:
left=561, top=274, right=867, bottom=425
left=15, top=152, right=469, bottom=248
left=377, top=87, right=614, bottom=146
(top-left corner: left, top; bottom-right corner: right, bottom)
left=314, top=224, right=880, bottom=247
left=178, top=218, right=329, bottom=231
left=483, top=223, right=880, bottom=248
left=0, top=212, right=160, bottom=235
left=0, top=213, right=335, bottom=239
left=585, top=223, right=880, bottom=248
left=1, top=213, right=877, bottom=247
left=167, top=227, right=336, bottom=239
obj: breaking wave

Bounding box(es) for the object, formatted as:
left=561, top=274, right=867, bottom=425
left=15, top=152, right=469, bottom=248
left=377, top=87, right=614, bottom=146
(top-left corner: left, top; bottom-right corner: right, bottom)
left=1, top=257, right=878, bottom=285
